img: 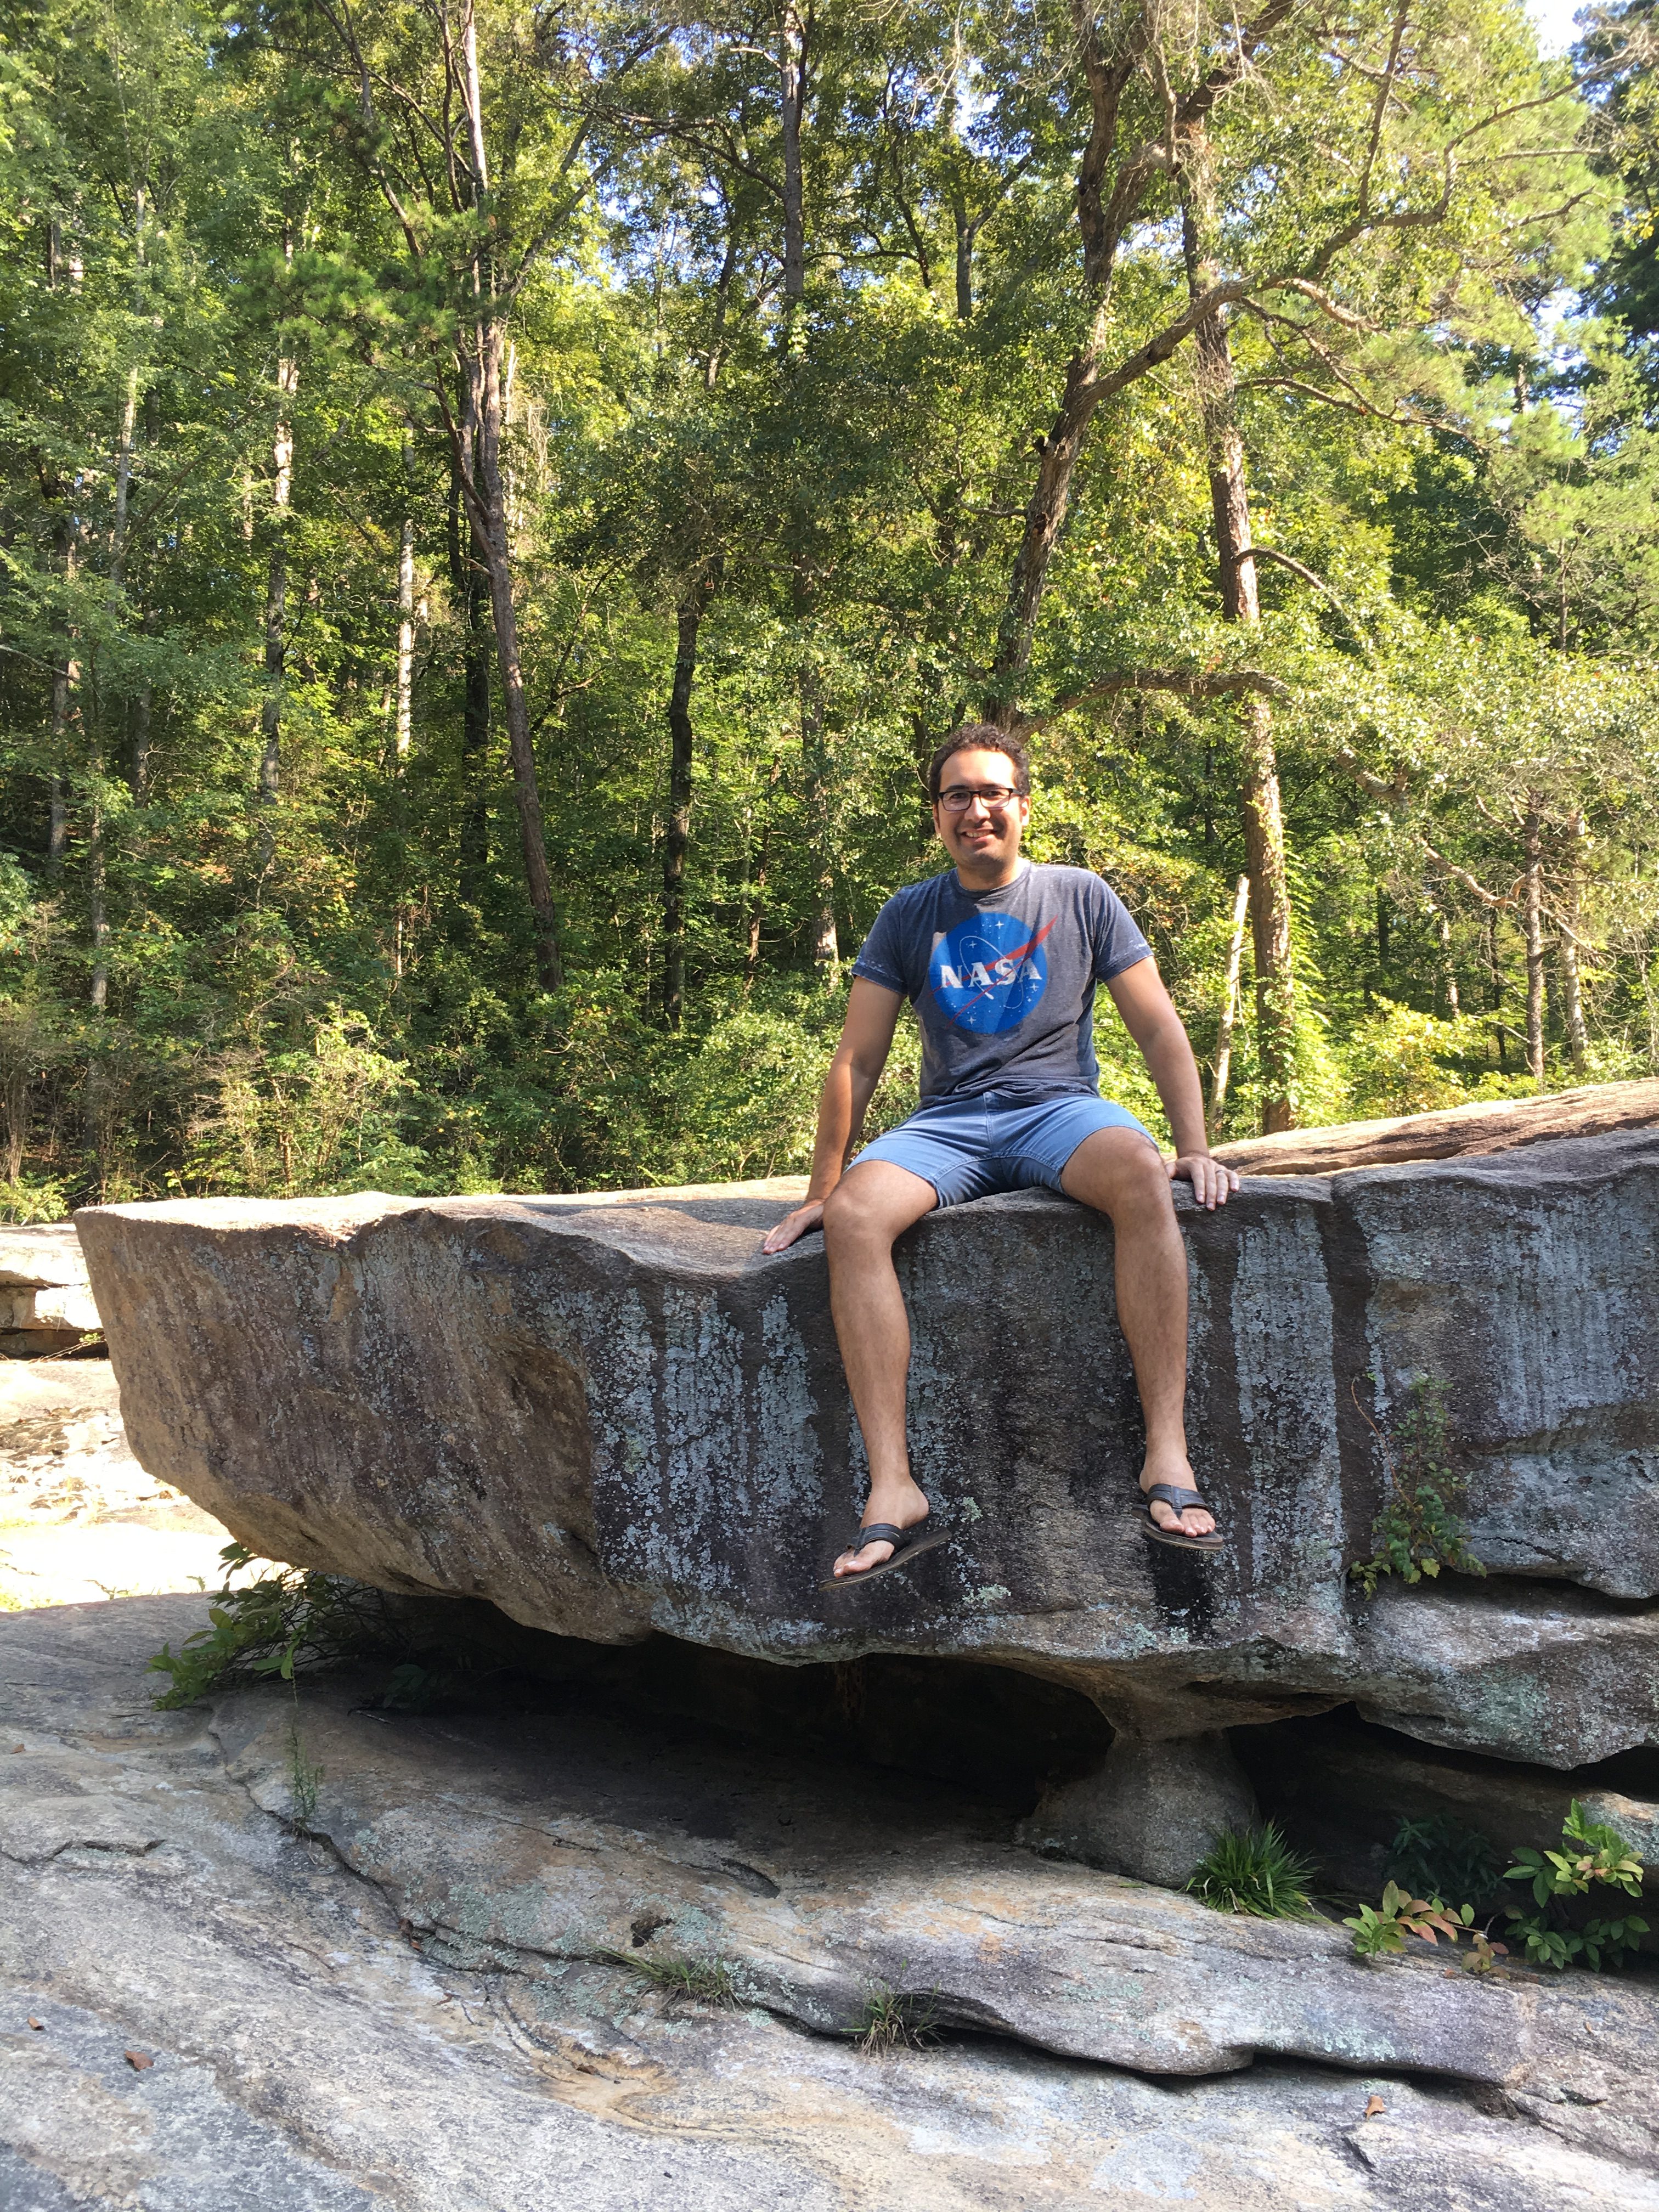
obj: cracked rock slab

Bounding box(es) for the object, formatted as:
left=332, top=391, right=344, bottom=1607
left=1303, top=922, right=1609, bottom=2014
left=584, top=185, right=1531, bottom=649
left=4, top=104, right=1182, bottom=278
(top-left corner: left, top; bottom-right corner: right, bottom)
left=5, top=1597, right=1659, bottom=2209
left=213, top=1674, right=1659, bottom=2156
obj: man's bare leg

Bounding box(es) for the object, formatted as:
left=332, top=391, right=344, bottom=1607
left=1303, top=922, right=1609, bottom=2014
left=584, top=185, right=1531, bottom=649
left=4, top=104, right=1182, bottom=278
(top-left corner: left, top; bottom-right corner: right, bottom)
left=1060, top=1129, right=1214, bottom=1538
left=820, top=1159, right=939, bottom=1576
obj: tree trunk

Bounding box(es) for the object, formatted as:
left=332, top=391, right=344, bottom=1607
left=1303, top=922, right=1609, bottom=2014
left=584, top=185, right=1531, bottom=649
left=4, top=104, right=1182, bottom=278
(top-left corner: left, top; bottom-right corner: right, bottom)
left=1522, top=798, right=1546, bottom=1083
left=88, top=787, right=108, bottom=1011
left=663, top=565, right=721, bottom=1029
left=1558, top=810, right=1588, bottom=1077
left=952, top=194, right=974, bottom=320
left=258, top=351, right=297, bottom=825
left=798, top=657, right=838, bottom=978
left=449, top=460, right=492, bottom=917
left=779, top=0, right=806, bottom=311
left=1436, top=908, right=1460, bottom=1017
left=706, top=208, right=737, bottom=389
left=1483, top=911, right=1507, bottom=1073
left=1209, top=873, right=1250, bottom=1136
left=395, top=511, right=415, bottom=764
left=743, top=762, right=781, bottom=990
left=1183, top=176, right=1295, bottom=1132
left=456, top=5, right=562, bottom=992
left=47, top=657, right=70, bottom=878
left=130, top=678, right=151, bottom=802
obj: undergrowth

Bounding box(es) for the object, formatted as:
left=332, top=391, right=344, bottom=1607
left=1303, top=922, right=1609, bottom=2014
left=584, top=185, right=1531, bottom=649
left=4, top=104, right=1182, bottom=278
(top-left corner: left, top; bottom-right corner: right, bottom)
left=1349, top=1377, right=1486, bottom=1596
left=1187, top=1822, right=1320, bottom=1920
left=146, top=1542, right=454, bottom=1707
left=1347, top=1804, right=1648, bottom=1974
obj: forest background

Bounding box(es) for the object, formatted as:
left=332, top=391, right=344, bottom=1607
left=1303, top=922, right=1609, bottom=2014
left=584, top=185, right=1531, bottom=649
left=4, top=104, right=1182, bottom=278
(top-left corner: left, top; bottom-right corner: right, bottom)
left=1, top=0, right=1656, bottom=1212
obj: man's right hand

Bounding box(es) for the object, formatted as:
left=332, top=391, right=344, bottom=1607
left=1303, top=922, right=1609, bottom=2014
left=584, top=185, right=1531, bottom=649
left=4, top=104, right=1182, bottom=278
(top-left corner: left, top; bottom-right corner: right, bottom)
left=761, top=1200, right=825, bottom=1254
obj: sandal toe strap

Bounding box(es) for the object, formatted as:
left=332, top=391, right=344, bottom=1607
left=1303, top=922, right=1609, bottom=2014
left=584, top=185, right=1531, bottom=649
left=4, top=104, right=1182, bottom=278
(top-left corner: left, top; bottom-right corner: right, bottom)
left=1145, top=1485, right=1212, bottom=1513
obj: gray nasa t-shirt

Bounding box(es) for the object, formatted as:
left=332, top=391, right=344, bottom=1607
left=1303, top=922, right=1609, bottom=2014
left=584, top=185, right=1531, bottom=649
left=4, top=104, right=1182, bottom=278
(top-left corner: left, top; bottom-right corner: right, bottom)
left=851, top=860, right=1152, bottom=1103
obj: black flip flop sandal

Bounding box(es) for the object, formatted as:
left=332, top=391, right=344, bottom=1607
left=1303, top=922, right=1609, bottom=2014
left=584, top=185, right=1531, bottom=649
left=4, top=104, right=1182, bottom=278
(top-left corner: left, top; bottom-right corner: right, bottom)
left=1142, top=1483, right=1224, bottom=1553
left=819, top=1514, right=951, bottom=1592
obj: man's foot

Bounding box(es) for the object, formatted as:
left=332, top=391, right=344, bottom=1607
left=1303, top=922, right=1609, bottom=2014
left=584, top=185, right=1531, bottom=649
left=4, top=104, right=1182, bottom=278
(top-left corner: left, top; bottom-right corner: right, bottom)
left=1139, top=1456, right=1215, bottom=1539
left=833, top=1483, right=930, bottom=1578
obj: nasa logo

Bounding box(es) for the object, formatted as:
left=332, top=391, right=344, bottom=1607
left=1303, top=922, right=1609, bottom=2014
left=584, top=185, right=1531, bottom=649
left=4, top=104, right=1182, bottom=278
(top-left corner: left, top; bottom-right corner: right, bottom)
left=929, top=911, right=1054, bottom=1034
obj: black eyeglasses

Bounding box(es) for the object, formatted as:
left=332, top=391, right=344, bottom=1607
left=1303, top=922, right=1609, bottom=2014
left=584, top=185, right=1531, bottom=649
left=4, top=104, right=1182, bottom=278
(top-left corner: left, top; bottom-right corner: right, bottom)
left=936, top=783, right=1021, bottom=812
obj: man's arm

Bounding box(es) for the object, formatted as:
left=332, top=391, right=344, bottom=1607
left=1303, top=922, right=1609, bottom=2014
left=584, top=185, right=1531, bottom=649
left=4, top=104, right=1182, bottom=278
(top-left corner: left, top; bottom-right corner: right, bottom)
left=760, top=979, right=905, bottom=1252
left=1106, top=957, right=1239, bottom=1210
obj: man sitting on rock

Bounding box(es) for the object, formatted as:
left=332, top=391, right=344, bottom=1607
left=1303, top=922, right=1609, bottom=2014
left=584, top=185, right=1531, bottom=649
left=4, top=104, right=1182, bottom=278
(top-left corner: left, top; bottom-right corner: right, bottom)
left=761, top=723, right=1238, bottom=1585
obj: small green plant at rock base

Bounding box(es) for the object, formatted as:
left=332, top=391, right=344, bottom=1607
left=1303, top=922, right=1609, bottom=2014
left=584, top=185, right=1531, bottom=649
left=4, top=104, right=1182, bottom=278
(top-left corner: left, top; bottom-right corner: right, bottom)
left=599, top=1949, right=740, bottom=2008
left=853, top=1979, right=941, bottom=2056
left=1187, top=1822, right=1320, bottom=1920
left=1348, top=1801, right=1646, bottom=1973
left=1502, top=1801, right=1649, bottom=1971
left=147, top=1544, right=419, bottom=1707
left=1345, top=1882, right=1475, bottom=1959
left=1349, top=1378, right=1486, bottom=1596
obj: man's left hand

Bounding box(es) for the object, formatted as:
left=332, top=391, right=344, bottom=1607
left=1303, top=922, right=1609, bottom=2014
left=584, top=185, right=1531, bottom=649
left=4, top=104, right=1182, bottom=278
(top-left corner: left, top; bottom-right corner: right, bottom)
left=1169, top=1153, right=1239, bottom=1210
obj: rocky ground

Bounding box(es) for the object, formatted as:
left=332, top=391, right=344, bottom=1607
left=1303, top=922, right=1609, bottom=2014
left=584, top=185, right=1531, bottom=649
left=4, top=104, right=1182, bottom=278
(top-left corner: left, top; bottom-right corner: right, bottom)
left=0, top=1358, right=234, bottom=1610
left=3, top=1590, right=1658, bottom=2210
left=4, top=1356, right=1659, bottom=2209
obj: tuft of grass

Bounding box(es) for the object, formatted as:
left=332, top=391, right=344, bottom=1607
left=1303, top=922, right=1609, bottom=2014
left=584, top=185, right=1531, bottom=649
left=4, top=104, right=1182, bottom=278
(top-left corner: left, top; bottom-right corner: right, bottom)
left=284, top=1709, right=323, bottom=1831
left=599, top=1948, right=739, bottom=2007
left=1187, top=1821, right=1320, bottom=1920
left=853, top=1979, right=940, bottom=2055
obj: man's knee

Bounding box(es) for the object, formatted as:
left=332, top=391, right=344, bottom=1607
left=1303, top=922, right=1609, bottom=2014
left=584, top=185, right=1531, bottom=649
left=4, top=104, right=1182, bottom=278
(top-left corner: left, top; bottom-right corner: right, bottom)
left=822, top=1170, right=917, bottom=1255
left=821, top=1178, right=884, bottom=1250
left=1068, top=1132, right=1173, bottom=1223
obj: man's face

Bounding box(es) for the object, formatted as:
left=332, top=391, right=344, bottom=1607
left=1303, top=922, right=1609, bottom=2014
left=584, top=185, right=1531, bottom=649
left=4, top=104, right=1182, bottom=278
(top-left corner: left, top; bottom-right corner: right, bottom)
left=932, top=747, right=1030, bottom=876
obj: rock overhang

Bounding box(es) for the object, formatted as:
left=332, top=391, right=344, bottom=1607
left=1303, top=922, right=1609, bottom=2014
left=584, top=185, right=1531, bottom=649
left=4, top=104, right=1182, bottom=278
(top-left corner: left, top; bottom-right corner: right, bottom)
left=75, top=1128, right=1659, bottom=1770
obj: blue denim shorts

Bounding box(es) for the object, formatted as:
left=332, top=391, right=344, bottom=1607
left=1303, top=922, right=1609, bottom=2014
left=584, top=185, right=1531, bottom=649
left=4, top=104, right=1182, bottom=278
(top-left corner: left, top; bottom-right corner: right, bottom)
left=851, top=1090, right=1156, bottom=1209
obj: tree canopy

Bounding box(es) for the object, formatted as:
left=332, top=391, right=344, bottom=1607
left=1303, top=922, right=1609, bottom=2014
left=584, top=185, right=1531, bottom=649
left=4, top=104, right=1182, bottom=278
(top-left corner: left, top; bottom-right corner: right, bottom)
left=1, top=0, right=1656, bottom=1211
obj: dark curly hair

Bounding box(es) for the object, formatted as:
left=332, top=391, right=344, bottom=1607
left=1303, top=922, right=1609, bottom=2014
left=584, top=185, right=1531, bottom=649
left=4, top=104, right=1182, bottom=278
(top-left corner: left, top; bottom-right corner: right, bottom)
left=926, top=724, right=1031, bottom=803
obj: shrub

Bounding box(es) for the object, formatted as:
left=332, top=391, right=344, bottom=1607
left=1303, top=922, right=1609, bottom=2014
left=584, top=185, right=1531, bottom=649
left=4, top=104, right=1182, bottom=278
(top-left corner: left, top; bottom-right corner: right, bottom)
left=148, top=1543, right=415, bottom=1707
left=1347, top=1800, right=1646, bottom=1973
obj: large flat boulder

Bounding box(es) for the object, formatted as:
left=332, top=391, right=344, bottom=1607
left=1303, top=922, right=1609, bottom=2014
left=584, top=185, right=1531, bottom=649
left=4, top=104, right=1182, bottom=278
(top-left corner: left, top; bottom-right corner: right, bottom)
left=74, top=1130, right=1659, bottom=1784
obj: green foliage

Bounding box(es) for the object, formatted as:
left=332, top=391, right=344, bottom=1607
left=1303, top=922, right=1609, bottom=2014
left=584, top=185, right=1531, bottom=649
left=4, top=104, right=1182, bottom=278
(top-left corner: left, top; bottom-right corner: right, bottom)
left=146, top=1542, right=408, bottom=1707
left=1345, top=1882, right=1485, bottom=1961
left=1350, top=1800, right=1646, bottom=1973
left=1350, top=1378, right=1487, bottom=1596
left=599, top=1950, right=740, bottom=2008
left=1385, top=1814, right=1505, bottom=1910
left=1, top=0, right=1657, bottom=1215
left=1186, top=1822, right=1320, bottom=1920
left=1502, top=1800, right=1650, bottom=1969
left=852, top=1980, right=940, bottom=2056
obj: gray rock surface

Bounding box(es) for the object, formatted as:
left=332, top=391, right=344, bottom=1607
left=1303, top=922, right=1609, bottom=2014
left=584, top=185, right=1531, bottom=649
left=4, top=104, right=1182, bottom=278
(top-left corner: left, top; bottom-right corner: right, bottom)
left=1019, top=1730, right=1260, bottom=1882
left=75, top=1133, right=1659, bottom=1794
left=5, top=1595, right=1659, bottom=2210
left=0, top=1224, right=100, bottom=1353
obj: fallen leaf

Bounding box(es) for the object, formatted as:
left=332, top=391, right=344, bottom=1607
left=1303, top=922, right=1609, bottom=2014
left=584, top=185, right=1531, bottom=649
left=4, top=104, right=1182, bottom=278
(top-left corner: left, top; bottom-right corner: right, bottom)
left=124, top=2050, right=154, bottom=2071
left=1364, top=2095, right=1386, bottom=2118
left=27, top=2018, right=44, bottom=2030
